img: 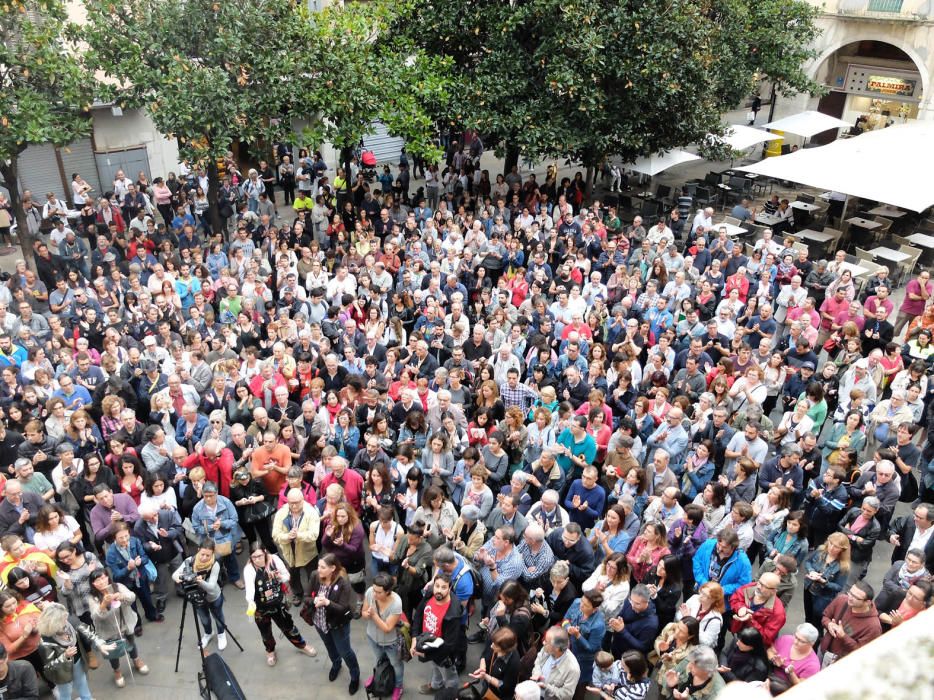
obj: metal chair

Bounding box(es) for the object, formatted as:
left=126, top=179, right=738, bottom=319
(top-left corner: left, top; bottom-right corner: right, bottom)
left=694, top=187, right=713, bottom=208
left=797, top=193, right=815, bottom=204
left=854, top=247, right=873, bottom=263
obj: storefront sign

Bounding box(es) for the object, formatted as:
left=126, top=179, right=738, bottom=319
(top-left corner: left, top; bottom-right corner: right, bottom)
left=867, top=75, right=916, bottom=97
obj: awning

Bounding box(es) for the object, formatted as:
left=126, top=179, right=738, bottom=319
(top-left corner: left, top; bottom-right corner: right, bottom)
left=715, top=125, right=783, bottom=151
left=762, top=110, right=851, bottom=138
left=738, top=121, right=934, bottom=212
left=626, top=149, right=701, bottom=176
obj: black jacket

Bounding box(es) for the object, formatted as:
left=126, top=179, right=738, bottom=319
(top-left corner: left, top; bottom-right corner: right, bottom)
left=838, top=507, right=882, bottom=563
left=132, top=510, right=185, bottom=564
left=0, top=490, right=46, bottom=538
left=412, top=593, right=465, bottom=666
left=546, top=528, right=596, bottom=586
left=304, top=572, right=354, bottom=630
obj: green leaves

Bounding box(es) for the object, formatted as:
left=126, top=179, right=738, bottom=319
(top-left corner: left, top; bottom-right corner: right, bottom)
left=393, top=0, right=821, bottom=169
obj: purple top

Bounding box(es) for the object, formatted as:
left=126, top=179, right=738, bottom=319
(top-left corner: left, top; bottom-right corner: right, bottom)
left=90, top=493, right=141, bottom=544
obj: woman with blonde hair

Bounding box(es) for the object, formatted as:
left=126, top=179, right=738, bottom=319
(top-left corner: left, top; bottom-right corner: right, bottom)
left=64, top=410, right=103, bottom=460
left=582, top=551, right=631, bottom=617
left=474, top=379, right=505, bottom=422
left=676, top=582, right=725, bottom=648
left=99, top=396, right=125, bottom=442
left=802, top=532, right=851, bottom=627
left=38, top=601, right=116, bottom=700
left=321, top=502, right=367, bottom=596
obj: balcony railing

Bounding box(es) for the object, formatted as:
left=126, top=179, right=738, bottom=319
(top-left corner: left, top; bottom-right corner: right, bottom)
left=867, top=0, right=903, bottom=11
left=828, top=0, right=931, bottom=20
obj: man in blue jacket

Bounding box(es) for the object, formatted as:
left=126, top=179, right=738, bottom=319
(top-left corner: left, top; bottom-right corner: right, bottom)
left=608, top=584, right=659, bottom=657
left=692, top=528, right=752, bottom=611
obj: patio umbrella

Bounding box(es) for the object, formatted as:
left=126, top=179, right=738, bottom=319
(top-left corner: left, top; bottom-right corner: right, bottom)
left=626, top=149, right=701, bottom=176
left=738, top=121, right=934, bottom=212
left=714, top=124, right=783, bottom=151
left=762, top=110, right=851, bottom=138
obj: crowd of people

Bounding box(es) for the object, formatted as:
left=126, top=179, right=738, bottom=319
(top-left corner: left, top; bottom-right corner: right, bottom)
left=0, top=141, right=931, bottom=700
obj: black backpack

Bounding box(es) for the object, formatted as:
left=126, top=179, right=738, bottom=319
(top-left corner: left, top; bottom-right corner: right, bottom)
left=365, top=653, right=396, bottom=699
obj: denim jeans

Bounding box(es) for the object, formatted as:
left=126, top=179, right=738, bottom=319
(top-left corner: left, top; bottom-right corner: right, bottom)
left=197, top=594, right=227, bottom=635
left=430, top=660, right=459, bottom=690
left=221, top=552, right=241, bottom=583
left=317, top=623, right=360, bottom=681
left=55, top=659, right=92, bottom=700
left=368, top=637, right=404, bottom=689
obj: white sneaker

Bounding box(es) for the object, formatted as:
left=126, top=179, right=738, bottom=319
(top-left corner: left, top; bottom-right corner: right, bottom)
left=217, top=632, right=228, bottom=651
left=200, top=633, right=214, bottom=649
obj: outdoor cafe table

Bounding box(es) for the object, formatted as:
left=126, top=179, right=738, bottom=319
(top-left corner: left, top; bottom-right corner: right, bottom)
left=846, top=217, right=882, bottom=230
left=839, top=261, right=869, bottom=277
left=755, top=212, right=782, bottom=226
left=867, top=206, right=906, bottom=219
left=790, top=201, right=821, bottom=213
left=796, top=229, right=835, bottom=244
left=869, top=247, right=911, bottom=263
left=713, top=222, right=747, bottom=237
left=907, top=233, right=934, bottom=248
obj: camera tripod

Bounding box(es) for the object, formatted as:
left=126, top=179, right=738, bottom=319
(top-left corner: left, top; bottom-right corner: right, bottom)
left=174, top=592, right=244, bottom=682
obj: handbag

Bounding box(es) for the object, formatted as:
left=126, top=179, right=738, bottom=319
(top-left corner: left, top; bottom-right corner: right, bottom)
left=214, top=540, right=233, bottom=557
left=244, top=499, right=275, bottom=524
left=142, top=559, right=158, bottom=582
left=457, top=678, right=490, bottom=700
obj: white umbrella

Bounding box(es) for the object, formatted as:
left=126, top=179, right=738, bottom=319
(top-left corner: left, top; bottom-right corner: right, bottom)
left=738, top=121, right=934, bottom=212
left=626, top=149, right=701, bottom=176
left=762, top=110, right=851, bottom=138
left=714, top=124, right=783, bottom=151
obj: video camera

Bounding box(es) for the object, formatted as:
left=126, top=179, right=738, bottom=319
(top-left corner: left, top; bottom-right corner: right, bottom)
left=179, top=572, right=207, bottom=606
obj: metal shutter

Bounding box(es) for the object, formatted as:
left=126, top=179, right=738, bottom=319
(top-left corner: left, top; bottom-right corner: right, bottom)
left=59, top=138, right=102, bottom=198
left=361, top=121, right=405, bottom=165
left=95, top=147, right=152, bottom=192
left=16, top=143, right=65, bottom=202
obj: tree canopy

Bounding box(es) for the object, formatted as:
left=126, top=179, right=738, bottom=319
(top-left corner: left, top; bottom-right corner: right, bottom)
left=0, top=0, right=93, bottom=255
left=81, top=0, right=449, bottom=222
left=392, top=0, right=821, bottom=175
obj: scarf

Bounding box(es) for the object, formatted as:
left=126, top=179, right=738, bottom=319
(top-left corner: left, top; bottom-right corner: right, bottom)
left=193, top=553, right=216, bottom=575
left=896, top=562, right=929, bottom=589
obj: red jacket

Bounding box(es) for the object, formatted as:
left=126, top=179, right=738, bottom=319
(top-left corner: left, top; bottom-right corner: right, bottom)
left=96, top=208, right=126, bottom=234
left=729, top=582, right=786, bottom=646
left=249, top=371, right=287, bottom=403
left=182, top=449, right=234, bottom=497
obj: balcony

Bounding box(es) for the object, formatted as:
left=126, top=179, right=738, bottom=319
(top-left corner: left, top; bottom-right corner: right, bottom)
left=815, top=0, right=934, bottom=21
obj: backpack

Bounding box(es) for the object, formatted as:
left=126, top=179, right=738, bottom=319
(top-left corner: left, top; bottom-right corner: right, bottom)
left=398, top=612, right=413, bottom=661
left=452, top=561, right=482, bottom=616
left=366, top=653, right=396, bottom=698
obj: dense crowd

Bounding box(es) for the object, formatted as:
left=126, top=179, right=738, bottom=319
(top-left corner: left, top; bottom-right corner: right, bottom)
left=0, top=142, right=931, bottom=700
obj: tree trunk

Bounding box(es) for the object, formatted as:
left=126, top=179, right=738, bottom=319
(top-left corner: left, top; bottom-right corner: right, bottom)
left=0, top=157, right=36, bottom=267
left=206, top=157, right=222, bottom=236
left=340, top=145, right=353, bottom=209
left=503, top=141, right=520, bottom=178
left=584, top=163, right=596, bottom=201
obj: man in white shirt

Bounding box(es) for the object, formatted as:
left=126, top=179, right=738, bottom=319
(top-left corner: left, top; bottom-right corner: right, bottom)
left=113, top=170, right=134, bottom=200
left=691, top=207, right=714, bottom=235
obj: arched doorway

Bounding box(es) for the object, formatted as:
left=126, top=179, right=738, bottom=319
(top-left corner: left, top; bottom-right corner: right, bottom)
left=811, top=39, right=924, bottom=144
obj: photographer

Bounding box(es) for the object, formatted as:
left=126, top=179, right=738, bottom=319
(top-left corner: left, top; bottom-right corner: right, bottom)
left=243, top=546, right=317, bottom=666
left=172, top=539, right=229, bottom=651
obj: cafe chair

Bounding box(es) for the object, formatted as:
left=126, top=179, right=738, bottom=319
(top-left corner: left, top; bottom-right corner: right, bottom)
left=797, top=193, right=816, bottom=204
left=872, top=217, right=893, bottom=244
left=854, top=247, right=873, bottom=264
